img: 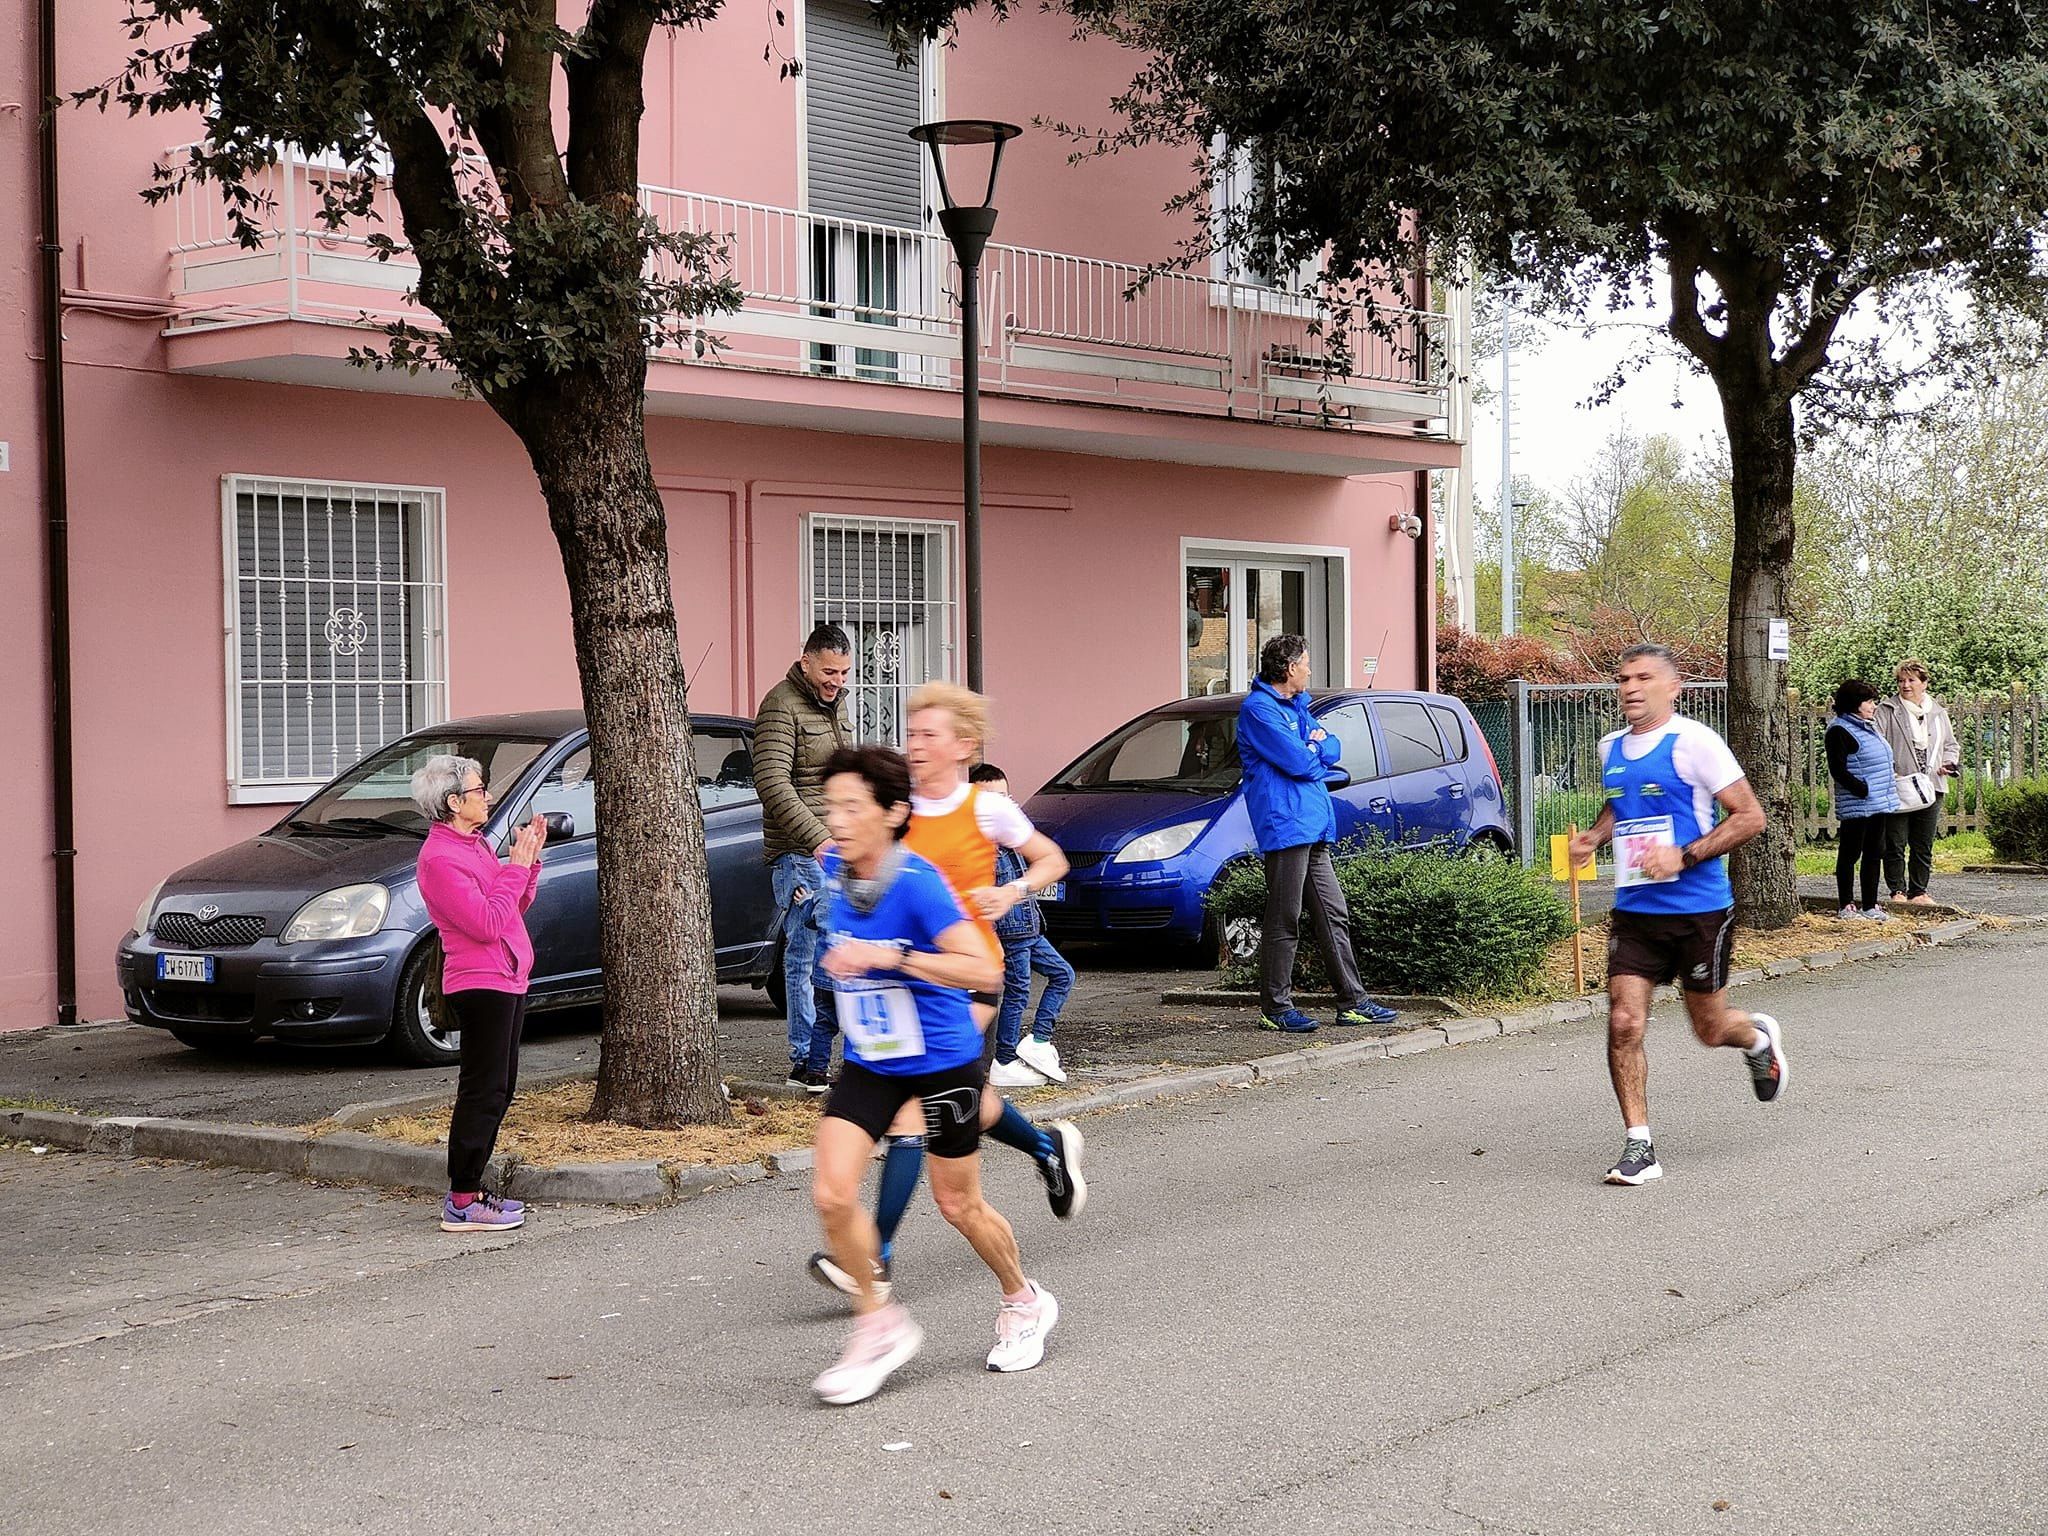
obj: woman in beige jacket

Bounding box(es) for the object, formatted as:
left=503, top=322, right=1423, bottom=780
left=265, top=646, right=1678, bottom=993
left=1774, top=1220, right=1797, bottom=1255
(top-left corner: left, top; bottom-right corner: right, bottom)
left=1874, top=658, right=1961, bottom=904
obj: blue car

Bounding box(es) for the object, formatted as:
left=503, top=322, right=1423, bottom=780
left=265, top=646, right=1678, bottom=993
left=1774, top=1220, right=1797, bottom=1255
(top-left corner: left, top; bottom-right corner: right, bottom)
left=1024, top=690, right=1511, bottom=952
left=116, top=710, right=780, bottom=1064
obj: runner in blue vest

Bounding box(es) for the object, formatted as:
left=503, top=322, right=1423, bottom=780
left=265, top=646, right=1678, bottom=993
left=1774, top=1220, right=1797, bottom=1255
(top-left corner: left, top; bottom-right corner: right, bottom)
left=1568, top=644, right=1791, bottom=1186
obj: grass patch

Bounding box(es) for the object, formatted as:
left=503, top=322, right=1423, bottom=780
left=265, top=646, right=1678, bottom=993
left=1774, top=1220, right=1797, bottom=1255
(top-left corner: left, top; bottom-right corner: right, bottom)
left=0, top=1095, right=76, bottom=1114
left=368, top=1080, right=821, bottom=1167
left=1794, top=832, right=1991, bottom=878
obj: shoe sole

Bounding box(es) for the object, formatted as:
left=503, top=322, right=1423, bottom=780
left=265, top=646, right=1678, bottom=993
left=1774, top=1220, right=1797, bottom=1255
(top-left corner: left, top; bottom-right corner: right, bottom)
left=1603, top=1164, right=1663, bottom=1186
left=440, top=1215, right=525, bottom=1231
left=808, top=1253, right=891, bottom=1303
left=817, top=1320, right=925, bottom=1406
left=987, top=1290, right=1060, bottom=1373
left=990, top=1067, right=1048, bottom=1089
left=1017, top=1044, right=1067, bottom=1083
left=1048, top=1121, right=1087, bottom=1221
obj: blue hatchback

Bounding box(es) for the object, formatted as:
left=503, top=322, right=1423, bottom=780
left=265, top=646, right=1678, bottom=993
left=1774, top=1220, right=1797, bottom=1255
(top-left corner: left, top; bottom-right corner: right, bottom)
left=1023, top=690, right=1511, bottom=950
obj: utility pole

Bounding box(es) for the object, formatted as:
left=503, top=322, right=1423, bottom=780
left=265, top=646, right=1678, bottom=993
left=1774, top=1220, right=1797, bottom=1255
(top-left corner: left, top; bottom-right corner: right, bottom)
left=1498, top=295, right=1517, bottom=637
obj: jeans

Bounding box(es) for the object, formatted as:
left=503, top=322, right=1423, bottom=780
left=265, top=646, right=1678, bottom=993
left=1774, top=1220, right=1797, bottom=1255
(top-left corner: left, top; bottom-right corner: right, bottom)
left=445, top=988, right=526, bottom=1192
left=1836, top=815, right=1886, bottom=910
left=1884, top=802, right=1940, bottom=898
left=995, top=935, right=1076, bottom=1062
left=1260, top=842, right=1367, bottom=1016
left=771, top=851, right=838, bottom=1073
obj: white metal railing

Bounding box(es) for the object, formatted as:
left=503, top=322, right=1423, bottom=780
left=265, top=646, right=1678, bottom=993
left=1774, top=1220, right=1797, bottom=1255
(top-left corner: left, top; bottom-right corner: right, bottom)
left=163, top=148, right=1455, bottom=435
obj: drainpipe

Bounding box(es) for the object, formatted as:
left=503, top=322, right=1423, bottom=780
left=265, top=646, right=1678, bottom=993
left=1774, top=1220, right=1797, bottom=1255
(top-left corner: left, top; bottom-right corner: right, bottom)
left=37, top=0, right=79, bottom=1026
left=1412, top=242, right=1436, bottom=693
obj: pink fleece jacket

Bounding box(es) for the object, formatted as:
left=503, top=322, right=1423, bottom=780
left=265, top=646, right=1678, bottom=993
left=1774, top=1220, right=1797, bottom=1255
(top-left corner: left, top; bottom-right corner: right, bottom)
left=416, top=821, right=542, bottom=994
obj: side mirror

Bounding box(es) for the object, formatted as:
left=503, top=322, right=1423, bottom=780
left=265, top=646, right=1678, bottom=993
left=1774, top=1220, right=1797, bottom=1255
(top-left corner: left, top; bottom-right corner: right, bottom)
left=1326, top=769, right=1353, bottom=792
left=542, top=811, right=576, bottom=844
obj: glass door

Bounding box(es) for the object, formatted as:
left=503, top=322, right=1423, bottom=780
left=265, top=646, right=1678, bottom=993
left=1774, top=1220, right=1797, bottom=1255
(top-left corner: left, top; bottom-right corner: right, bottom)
left=1185, top=556, right=1327, bottom=696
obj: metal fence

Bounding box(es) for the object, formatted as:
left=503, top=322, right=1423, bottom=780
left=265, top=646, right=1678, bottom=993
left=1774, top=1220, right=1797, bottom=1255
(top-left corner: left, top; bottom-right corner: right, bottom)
left=1475, top=680, right=2048, bottom=861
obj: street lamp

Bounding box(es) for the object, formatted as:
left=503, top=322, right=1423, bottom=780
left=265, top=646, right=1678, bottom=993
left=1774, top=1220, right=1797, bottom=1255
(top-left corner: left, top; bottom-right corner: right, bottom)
left=910, top=118, right=1021, bottom=693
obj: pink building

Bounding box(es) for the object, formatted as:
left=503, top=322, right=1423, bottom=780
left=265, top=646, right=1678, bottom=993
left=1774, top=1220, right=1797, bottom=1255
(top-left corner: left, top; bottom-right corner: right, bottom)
left=3, top=3, right=1467, bottom=1029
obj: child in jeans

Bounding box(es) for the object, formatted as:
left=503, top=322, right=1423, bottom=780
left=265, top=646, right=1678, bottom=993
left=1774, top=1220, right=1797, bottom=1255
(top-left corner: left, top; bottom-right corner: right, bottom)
left=969, top=764, right=1076, bottom=1088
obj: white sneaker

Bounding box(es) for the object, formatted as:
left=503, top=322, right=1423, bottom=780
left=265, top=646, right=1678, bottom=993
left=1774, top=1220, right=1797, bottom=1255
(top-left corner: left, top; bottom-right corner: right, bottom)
left=1015, top=1036, right=1067, bottom=1083
left=989, top=1057, right=1048, bottom=1090
left=814, top=1305, right=923, bottom=1405
left=986, top=1281, right=1059, bottom=1373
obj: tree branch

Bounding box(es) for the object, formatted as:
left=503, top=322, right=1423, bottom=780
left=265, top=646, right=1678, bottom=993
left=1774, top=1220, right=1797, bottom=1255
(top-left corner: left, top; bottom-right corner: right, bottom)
left=1661, top=218, right=1726, bottom=381
left=567, top=0, right=657, bottom=203
left=481, top=0, right=571, bottom=213
left=1777, top=268, right=1863, bottom=395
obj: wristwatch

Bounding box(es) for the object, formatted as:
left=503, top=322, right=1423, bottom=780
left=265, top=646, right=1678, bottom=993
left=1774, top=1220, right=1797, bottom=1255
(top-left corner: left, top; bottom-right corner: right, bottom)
left=1010, top=878, right=1033, bottom=900
left=1680, top=846, right=1701, bottom=871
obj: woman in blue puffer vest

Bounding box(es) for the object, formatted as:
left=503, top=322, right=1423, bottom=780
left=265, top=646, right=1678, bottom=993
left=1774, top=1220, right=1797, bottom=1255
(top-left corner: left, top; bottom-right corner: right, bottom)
left=1827, top=679, right=1901, bottom=919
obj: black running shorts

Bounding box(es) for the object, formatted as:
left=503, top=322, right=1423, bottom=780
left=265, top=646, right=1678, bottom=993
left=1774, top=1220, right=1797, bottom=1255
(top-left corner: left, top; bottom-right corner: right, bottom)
left=823, top=1058, right=988, bottom=1159
left=1607, top=906, right=1736, bottom=993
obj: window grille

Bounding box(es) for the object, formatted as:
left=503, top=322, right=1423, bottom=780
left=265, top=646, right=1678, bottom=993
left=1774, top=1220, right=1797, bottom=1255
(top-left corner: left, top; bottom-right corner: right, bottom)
left=807, top=514, right=956, bottom=745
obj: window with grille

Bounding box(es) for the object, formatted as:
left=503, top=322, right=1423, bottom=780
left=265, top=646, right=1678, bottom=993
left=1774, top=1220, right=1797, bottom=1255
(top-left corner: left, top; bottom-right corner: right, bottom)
left=225, top=476, right=448, bottom=800
left=807, top=515, right=956, bottom=745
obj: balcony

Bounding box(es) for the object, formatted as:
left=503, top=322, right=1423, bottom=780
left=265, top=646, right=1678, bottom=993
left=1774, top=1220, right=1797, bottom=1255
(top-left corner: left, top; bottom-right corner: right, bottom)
left=160, top=150, right=1462, bottom=475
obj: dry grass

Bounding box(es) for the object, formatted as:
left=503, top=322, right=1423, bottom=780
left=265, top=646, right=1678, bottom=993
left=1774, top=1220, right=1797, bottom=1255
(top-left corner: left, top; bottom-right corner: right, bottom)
left=368, top=1080, right=821, bottom=1167
left=1535, top=910, right=1940, bottom=1001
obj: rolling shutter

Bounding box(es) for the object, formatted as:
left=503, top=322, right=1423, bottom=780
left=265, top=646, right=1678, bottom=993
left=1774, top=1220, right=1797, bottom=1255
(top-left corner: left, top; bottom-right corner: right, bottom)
left=804, top=0, right=924, bottom=228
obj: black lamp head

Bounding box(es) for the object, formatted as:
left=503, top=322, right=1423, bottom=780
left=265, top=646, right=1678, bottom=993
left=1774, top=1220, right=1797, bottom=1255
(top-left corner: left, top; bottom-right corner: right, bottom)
left=909, top=119, right=1023, bottom=212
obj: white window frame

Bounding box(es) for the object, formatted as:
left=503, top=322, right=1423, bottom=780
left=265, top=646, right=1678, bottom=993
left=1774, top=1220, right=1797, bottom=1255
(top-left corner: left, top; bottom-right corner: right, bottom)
left=220, top=474, right=451, bottom=805
left=801, top=511, right=959, bottom=745
left=1207, top=134, right=1323, bottom=315
left=1180, top=536, right=1351, bottom=696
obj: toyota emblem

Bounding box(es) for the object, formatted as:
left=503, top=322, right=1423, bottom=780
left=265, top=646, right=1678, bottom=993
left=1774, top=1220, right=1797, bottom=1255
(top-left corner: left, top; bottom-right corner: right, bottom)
left=197, top=904, right=220, bottom=922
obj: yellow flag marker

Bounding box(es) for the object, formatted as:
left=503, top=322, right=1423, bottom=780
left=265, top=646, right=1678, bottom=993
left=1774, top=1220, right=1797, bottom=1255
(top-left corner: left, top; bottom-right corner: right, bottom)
left=1554, top=827, right=1593, bottom=993
left=1549, top=834, right=1595, bottom=883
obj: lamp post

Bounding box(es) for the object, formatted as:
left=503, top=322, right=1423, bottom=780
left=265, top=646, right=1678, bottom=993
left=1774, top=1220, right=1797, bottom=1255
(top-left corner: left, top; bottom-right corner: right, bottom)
left=910, top=118, right=1021, bottom=693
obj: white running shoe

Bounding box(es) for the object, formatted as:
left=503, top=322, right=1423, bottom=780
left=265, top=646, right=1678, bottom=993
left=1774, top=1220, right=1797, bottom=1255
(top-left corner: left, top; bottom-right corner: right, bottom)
left=989, top=1057, right=1048, bottom=1090
left=1746, top=1012, right=1789, bottom=1104
left=1015, top=1036, right=1067, bottom=1083
left=986, top=1282, right=1059, bottom=1373
left=814, top=1305, right=924, bottom=1405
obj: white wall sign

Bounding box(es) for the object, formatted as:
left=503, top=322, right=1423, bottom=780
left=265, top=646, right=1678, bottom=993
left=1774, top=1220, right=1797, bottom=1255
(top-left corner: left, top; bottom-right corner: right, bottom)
left=1768, top=618, right=1790, bottom=662
left=1360, top=655, right=1380, bottom=675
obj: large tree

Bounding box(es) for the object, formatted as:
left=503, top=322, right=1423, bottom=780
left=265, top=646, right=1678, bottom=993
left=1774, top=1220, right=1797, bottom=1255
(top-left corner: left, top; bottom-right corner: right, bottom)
left=1078, top=0, right=2048, bottom=924
left=92, top=0, right=958, bottom=1121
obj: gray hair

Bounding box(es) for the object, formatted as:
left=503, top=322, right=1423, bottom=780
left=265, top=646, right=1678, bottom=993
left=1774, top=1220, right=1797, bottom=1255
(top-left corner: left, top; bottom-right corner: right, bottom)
left=411, top=754, right=483, bottom=824
left=1258, top=633, right=1310, bottom=685
left=1616, top=643, right=1679, bottom=677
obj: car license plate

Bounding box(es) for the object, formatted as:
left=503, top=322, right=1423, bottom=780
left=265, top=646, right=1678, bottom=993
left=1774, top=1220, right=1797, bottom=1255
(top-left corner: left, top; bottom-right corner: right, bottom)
left=156, top=954, right=216, bottom=984
left=1038, top=882, right=1064, bottom=903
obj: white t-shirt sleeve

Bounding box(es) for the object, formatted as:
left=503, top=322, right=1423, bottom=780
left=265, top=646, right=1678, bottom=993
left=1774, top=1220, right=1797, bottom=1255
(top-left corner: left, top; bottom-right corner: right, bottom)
left=973, top=791, right=1037, bottom=850
left=1673, top=719, right=1746, bottom=797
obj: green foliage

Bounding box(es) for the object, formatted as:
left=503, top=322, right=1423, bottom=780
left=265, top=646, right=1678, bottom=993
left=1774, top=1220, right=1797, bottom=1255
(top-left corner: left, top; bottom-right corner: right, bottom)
left=1206, top=846, right=1573, bottom=998
left=1984, top=781, right=2048, bottom=864
left=1789, top=571, right=2048, bottom=700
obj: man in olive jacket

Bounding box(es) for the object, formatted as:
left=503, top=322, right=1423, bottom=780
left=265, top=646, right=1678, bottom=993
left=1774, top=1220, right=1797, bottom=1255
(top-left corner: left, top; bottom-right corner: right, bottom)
left=756, top=623, right=854, bottom=1090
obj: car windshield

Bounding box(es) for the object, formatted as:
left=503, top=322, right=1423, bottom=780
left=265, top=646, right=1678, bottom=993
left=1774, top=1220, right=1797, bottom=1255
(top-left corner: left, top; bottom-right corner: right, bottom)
left=1049, top=712, right=1241, bottom=792
left=282, top=735, right=554, bottom=837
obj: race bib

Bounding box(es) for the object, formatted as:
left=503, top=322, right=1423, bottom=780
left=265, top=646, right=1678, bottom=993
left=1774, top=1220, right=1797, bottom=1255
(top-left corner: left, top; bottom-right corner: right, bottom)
left=1613, top=815, right=1679, bottom=888
left=834, top=977, right=926, bottom=1061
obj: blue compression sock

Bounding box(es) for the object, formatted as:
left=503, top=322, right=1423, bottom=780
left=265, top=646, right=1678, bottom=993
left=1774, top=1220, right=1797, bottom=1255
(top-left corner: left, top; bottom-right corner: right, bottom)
left=873, top=1135, right=925, bottom=1263
left=987, top=1099, right=1056, bottom=1164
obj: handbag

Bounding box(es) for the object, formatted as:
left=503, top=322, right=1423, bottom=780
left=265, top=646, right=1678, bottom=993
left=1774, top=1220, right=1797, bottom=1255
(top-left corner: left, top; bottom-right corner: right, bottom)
left=1894, top=771, right=1939, bottom=813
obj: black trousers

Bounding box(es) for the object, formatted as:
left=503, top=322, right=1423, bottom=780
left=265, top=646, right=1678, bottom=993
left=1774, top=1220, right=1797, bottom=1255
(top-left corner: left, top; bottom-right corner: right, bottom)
left=446, top=988, right=527, bottom=1192
left=1836, top=816, right=1887, bottom=911
left=1884, top=802, right=1940, bottom=899
left=1259, top=842, right=1366, bottom=1015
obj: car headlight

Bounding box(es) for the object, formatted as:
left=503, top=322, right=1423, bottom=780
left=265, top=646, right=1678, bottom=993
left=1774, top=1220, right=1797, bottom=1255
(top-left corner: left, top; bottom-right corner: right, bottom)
left=1110, top=819, right=1208, bottom=864
left=281, top=883, right=391, bottom=943
left=134, top=879, right=165, bottom=938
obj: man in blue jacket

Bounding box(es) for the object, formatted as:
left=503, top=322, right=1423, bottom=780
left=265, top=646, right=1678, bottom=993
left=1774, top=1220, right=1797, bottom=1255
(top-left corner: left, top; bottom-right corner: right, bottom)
left=1237, top=635, right=1399, bottom=1033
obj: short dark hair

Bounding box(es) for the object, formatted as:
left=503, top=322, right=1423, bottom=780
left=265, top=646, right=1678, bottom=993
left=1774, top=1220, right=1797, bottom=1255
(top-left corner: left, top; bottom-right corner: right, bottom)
left=823, top=745, right=912, bottom=836
left=968, top=762, right=1007, bottom=785
left=1616, top=643, right=1678, bottom=677
left=1833, top=678, right=1881, bottom=715
left=1258, top=633, right=1309, bottom=685
left=804, top=622, right=852, bottom=657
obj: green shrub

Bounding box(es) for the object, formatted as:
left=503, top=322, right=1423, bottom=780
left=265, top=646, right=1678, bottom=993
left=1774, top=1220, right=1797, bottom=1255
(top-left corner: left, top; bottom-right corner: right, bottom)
left=1984, top=780, right=2048, bottom=863
left=1205, top=843, right=1573, bottom=997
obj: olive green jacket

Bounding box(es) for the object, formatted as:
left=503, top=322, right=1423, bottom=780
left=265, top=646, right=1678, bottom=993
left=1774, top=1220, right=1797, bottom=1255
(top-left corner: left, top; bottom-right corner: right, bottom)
left=752, top=663, right=850, bottom=861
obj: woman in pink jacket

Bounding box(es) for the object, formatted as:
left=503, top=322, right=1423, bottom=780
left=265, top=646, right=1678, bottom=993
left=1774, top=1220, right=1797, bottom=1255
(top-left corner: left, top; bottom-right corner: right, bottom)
left=411, top=753, right=546, bottom=1232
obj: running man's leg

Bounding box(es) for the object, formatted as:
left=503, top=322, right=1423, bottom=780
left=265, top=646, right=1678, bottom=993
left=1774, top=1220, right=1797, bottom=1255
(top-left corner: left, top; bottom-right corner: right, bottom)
left=813, top=1115, right=890, bottom=1316
left=926, top=1150, right=1025, bottom=1294
left=1605, top=972, right=1656, bottom=1130
left=1259, top=844, right=1313, bottom=1017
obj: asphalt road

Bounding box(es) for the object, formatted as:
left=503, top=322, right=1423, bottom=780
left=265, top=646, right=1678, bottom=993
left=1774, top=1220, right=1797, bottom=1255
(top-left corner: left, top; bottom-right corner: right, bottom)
left=4, top=925, right=2045, bottom=1535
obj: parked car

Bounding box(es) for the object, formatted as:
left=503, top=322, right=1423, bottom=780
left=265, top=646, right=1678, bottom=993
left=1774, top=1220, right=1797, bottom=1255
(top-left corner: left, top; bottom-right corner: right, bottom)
left=1023, top=689, right=1511, bottom=953
left=116, top=710, right=780, bottom=1063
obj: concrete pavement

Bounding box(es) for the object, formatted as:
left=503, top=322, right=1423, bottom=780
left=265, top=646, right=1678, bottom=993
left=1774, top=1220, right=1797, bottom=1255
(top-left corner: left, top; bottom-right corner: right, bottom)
left=3, top=923, right=2045, bottom=1534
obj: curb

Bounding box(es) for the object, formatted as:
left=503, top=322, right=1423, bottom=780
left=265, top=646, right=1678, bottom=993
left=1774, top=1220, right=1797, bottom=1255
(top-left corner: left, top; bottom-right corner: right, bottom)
left=0, top=912, right=2001, bottom=1202
left=1157, top=988, right=1465, bottom=1015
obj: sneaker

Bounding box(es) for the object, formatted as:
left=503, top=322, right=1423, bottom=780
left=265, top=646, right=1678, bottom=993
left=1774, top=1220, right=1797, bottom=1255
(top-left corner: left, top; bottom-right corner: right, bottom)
left=1838, top=904, right=1863, bottom=920
left=1746, top=1012, right=1789, bottom=1104
left=814, top=1304, right=924, bottom=1405
left=1603, top=1138, right=1662, bottom=1186
left=1259, top=1008, right=1320, bottom=1033
left=989, top=1057, right=1048, bottom=1090
left=481, top=1191, right=525, bottom=1217
left=1038, top=1120, right=1087, bottom=1221
left=986, top=1281, right=1060, bottom=1373
left=1334, top=999, right=1399, bottom=1028
left=1861, top=906, right=1892, bottom=922
left=786, top=1065, right=831, bottom=1095
left=1908, top=893, right=1936, bottom=906
left=807, top=1250, right=892, bottom=1302
left=440, top=1193, right=525, bottom=1231
left=1016, top=1035, right=1067, bottom=1083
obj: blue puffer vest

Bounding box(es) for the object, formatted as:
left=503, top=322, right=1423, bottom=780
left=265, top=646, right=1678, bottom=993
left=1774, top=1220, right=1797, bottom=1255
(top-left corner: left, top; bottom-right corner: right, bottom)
left=1832, top=711, right=1901, bottom=819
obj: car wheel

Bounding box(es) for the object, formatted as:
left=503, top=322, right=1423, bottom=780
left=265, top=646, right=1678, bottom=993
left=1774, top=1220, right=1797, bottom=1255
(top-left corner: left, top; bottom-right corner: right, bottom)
left=1465, top=832, right=1513, bottom=862
left=168, top=1027, right=253, bottom=1057
left=384, top=940, right=462, bottom=1066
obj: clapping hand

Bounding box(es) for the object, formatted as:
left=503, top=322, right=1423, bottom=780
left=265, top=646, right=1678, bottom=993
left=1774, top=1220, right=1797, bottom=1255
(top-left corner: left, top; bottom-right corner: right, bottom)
left=508, top=816, right=548, bottom=867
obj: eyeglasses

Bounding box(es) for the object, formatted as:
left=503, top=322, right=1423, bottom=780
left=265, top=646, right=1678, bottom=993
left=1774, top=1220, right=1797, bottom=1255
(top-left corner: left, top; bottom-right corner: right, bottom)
left=456, top=784, right=488, bottom=800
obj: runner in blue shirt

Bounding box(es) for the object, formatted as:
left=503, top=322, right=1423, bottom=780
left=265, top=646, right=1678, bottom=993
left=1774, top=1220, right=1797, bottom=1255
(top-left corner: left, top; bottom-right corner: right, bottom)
left=1568, top=644, right=1791, bottom=1187
left=807, top=744, right=1059, bottom=1405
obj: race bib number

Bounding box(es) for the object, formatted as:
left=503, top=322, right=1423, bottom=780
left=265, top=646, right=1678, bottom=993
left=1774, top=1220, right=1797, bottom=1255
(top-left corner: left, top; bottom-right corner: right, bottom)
left=834, top=977, right=926, bottom=1061
left=1614, top=815, right=1679, bottom=888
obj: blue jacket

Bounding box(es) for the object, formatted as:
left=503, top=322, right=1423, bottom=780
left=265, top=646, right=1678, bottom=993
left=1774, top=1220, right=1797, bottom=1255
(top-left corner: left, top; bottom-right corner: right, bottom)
left=991, top=845, right=1043, bottom=944
left=1831, top=711, right=1901, bottom=819
left=1237, top=679, right=1342, bottom=854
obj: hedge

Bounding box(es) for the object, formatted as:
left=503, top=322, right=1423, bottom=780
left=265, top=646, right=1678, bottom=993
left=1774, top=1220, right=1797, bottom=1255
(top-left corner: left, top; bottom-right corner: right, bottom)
left=1206, top=842, right=1573, bottom=997
left=1984, top=781, right=2048, bottom=864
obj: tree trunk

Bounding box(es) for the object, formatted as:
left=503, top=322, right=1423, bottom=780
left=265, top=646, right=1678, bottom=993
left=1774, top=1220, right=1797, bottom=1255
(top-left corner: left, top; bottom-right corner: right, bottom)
left=1719, top=376, right=1801, bottom=930
left=507, top=356, right=727, bottom=1126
